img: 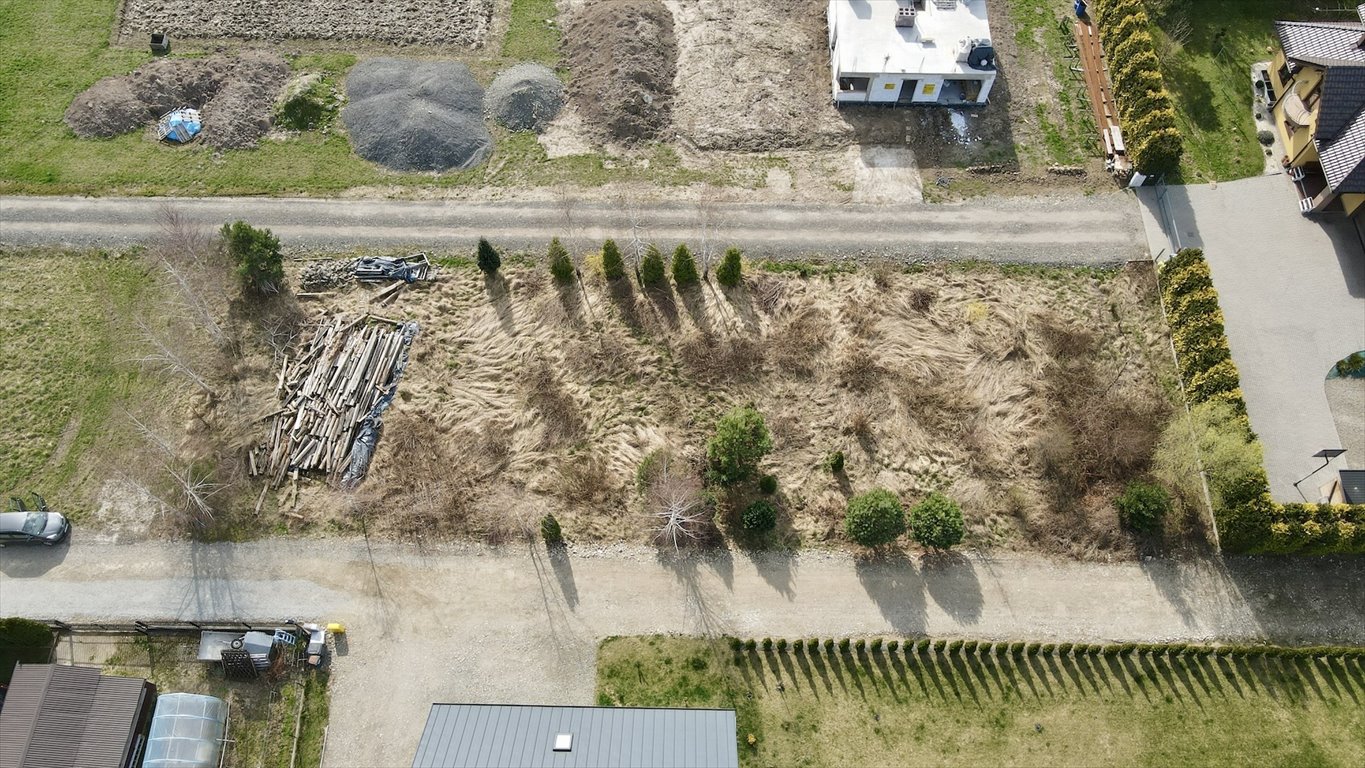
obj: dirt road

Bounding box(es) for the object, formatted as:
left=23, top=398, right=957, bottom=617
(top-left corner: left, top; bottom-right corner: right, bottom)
left=0, top=193, right=1144, bottom=264
left=2, top=539, right=1361, bottom=767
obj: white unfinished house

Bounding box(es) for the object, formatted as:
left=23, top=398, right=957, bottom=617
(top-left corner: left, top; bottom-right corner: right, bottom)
left=828, top=0, right=997, bottom=106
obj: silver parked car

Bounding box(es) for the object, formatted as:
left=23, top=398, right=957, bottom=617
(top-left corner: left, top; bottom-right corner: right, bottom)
left=0, top=494, right=70, bottom=546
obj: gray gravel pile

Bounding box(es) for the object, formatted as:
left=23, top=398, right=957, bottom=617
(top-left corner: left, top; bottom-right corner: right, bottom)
left=342, top=58, right=492, bottom=172
left=64, top=52, right=288, bottom=149
left=118, top=0, right=494, bottom=46
left=486, top=63, right=564, bottom=133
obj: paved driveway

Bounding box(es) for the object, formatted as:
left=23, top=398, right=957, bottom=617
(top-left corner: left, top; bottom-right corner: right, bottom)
left=1137, top=176, right=1365, bottom=500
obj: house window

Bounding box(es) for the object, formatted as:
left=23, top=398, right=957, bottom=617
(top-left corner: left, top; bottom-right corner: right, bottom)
left=838, top=76, right=870, bottom=93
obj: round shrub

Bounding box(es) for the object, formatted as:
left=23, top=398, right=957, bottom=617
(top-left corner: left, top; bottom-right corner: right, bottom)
left=870, top=638, right=883, bottom=653
left=838, top=638, right=851, bottom=654
left=886, top=639, right=899, bottom=653
left=947, top=640, right=963, bottom=655
left=601, top=239, right=625, bottom=280
left=706, top=406, right=773, bottom=487
left=744, top=639, right=756, bottom=652
left=1041, top=643, right=1056, bottom=654
left=758, top=474, right=778, bottom=495
left=908, top=492, right=965, bottom=550
left=776, top=638, right=788, bottom=653
left=762, top=638, right=773, bottom=652
left=549, top=237, right=575, bottom=283
left=825, top=450, right=845, bottom=474
left=1026, top=642, right=1041, bottom=656
left=222, top=221, right=283, bottom=296
left=916, top=639, right=931, bottom=654
left=671, top=243, right=700, bottom=287
left=964, top=640, right=978, bottom=654
left=844, top=488, right=906, bottom=548
left=824, top=638, right=835, bottom=653
left=742, top=500, right=778, bottom=533
left=540, top=513, right=564, bottom=546
left=1010, top=642, right=1025, bottom=658
left=1117, top=481, right=1170, bottom=532
left=716, top=247, right=742, bottom=287
left=1257, top=130, right=1274, bottom=146
left=729, top=637, right=743, bottom=652
left=932, top=640, right=947, bottom=653
left=854, top=638, right=866, bottom=654
left=639, top=244, right=667, bottom=286
left=1057, top=642, right=1073, bottom=656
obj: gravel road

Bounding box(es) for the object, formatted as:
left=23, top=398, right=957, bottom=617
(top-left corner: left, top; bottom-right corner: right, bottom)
left=2, top=539, right=1361, bottom=767
left=0, top=193, right=1145, bottom=264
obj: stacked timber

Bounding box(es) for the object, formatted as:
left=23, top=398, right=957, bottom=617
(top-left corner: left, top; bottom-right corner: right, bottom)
left=251, top=315, right=417, bottom=487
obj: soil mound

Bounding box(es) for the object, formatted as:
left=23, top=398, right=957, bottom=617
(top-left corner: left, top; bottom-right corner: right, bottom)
left=563, top=0, right=676, bottom=144
left=486, top=63, right=564, bottom=133
left=64, top=52, right=289, bottom=149
left=342, top=58, right=492, bottom=172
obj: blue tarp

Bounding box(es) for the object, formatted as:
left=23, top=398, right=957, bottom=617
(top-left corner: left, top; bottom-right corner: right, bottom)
left=158, top=108, right=202, bottom=143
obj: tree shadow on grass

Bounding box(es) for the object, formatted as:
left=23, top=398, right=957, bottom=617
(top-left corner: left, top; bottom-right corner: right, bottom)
left=484, top=272, right=515, bottom=335
left=678, top=284, right=714, bottom=335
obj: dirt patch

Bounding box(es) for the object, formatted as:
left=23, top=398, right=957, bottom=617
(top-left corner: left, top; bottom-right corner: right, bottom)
left=342, top=58, right=492, bottom=172
left=665, top=0, right=852, bottom=151
left=64, top=51, right=289, bottom=149
left=563, top=0, right=677, bottom=144
left=289, top=261, right=1174, bottom=560
left=118, top=0, right=494, bottom=47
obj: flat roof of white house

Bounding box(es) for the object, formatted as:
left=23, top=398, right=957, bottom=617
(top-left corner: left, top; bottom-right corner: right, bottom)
left=831, top=0, right=993, bottom=76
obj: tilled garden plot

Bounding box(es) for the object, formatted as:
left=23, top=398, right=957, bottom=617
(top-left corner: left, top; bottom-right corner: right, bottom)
left=118, top=0, right=494, bottom=47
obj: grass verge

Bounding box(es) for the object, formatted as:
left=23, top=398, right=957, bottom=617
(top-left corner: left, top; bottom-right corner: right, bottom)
left=598, top=636, right=1365, bottom=768
left=0, top=249, right=152, bottom=504
left=106, top=637, right=330, bottom=768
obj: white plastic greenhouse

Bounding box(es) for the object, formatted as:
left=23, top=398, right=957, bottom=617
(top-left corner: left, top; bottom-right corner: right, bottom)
left=141, top=693, right=228, bottom=768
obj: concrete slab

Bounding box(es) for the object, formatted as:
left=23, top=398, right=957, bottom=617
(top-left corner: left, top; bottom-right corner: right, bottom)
left=1135, top=176, right=1365, bottom=500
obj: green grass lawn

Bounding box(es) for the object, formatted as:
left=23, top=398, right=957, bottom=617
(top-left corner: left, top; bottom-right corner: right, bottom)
left=1004, top=0, right=1099, bottom=167
left=598, top=636, right=1365, bottom=768
left=0, top=250, right=153, bottom=504
left=1149, top=0, right=1329, bottom=182
left=0, top=0, right=728, bottom=195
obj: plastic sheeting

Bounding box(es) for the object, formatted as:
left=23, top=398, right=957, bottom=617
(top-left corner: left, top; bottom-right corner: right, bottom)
left=340, top=321, right=419, bottom=489
left=141, top=693, right=227, bottom=768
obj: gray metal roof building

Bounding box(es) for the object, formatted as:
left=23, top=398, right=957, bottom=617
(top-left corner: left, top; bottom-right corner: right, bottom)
left=0, top=663, right=155, bottom=768
left=410, top=704, right=739, bottom=768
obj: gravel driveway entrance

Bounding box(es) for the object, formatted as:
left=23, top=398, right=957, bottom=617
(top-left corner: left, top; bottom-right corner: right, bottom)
left=1137, top=175, right=1365, bottom=500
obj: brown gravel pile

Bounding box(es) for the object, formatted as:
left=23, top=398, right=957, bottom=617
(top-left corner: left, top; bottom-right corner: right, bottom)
left=563, top=0, right=676, bottom=144
left=64, top=51, right=288, bottom=149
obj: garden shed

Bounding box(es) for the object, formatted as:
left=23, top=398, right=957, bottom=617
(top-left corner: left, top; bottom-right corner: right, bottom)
left=828, top=0, right=997, bottom=106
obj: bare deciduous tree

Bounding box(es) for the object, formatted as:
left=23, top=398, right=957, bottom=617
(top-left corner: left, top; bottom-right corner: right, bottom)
left=648, top=456, right=710, bottom=550
left=153, top=205, right=230, bottom=347
left=136, top=319, right=217, bottom=398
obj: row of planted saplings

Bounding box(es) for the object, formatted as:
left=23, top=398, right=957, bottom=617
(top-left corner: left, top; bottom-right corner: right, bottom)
left=727, top=636, right=1365, bottom=662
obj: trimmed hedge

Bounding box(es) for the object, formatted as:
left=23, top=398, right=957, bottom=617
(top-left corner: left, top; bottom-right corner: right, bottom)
left=1159, top=249, right=1365, bottom=553
left=1092, top=0, right=1184, bottom=176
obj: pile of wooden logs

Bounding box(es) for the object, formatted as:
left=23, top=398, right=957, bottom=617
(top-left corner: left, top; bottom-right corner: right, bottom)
left=251, top=314, right=417, bottom=487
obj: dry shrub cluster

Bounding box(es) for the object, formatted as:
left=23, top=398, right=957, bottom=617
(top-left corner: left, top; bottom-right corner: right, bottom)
left=768, top=304, right=829, bottom=376
left=304, top=260, right=1175, bottom=557
left=675, top=331, right=764, bottom=382
left=521, top=358, right=583, bottom=445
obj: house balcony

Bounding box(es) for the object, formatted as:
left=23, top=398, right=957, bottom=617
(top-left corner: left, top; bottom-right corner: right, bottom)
left=1287, top=162, right=1332, bottom=214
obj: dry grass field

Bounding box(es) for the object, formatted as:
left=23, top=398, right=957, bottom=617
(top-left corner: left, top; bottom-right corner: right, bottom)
left=300, top=253, right=1182, bottom=558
